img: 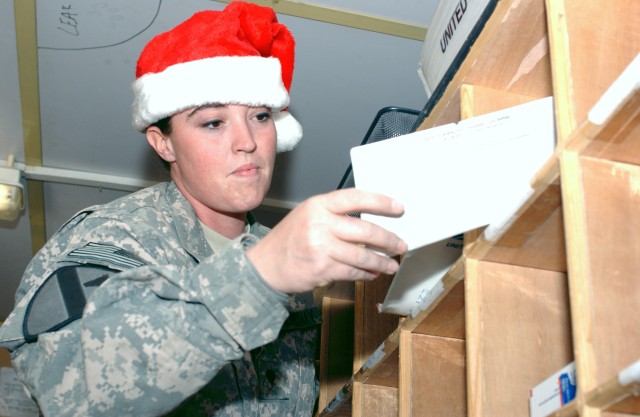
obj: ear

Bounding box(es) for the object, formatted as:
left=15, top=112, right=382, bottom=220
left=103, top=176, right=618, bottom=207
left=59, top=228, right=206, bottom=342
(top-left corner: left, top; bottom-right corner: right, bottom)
left=146, top=126, right=176, bottom=163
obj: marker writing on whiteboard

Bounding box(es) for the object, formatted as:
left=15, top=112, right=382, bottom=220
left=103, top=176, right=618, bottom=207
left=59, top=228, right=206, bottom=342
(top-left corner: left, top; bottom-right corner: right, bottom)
left=58, top=4, right=79, bottom=36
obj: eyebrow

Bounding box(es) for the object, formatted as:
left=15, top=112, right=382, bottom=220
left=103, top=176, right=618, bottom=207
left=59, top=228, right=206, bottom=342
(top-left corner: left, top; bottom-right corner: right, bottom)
left=186, top=104, right=225, bottom=119
left=186, top=104, right=273, bottom=119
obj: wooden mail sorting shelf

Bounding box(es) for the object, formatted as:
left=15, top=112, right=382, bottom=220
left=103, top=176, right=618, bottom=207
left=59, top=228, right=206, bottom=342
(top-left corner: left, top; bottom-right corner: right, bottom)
left=316, top=0, right=640, bottom=416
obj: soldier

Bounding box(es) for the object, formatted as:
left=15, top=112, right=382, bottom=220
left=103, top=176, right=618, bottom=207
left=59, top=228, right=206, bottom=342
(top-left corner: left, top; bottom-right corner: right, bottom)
left=0, top=2, right=407, bottom=416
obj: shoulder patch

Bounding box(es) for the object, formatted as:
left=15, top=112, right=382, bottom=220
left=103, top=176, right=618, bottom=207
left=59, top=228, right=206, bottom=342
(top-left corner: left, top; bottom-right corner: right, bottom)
left=67, top=242, right=146, bottom=270
left=23, top=244, right=147, bottom=341
left=23, top=264, right=120, bottom=342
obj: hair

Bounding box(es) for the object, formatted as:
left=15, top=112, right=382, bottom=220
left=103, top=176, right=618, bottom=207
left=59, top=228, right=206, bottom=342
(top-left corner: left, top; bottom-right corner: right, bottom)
left=151, top=116, right=172, bottom=135
left=149, top=116, right=172, bottom=170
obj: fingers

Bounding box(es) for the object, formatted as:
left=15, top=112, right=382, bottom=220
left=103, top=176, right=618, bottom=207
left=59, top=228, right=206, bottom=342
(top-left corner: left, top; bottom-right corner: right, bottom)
left=331, top=215, right=407, bottom=257
left=311, top=188, right=408, bottom=278
left=327, top=240, right=402, bottom=277
left=320, top=188, right=405, bottom=218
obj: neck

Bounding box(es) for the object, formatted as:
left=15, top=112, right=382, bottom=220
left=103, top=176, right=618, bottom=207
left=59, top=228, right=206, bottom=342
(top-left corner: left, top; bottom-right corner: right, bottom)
left=172, top=180, right=248, bottom=239
left=196, top=207, right=247, bottom=239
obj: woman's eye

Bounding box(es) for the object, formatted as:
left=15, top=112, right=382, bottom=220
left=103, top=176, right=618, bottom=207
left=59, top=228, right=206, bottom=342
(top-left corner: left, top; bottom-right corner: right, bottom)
left=203, top=119, right=223, bottom=129
left=255, top=112, right=272, bottom=122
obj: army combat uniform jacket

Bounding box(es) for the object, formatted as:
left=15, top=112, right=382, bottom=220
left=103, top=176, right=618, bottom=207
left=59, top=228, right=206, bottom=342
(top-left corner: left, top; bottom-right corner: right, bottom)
left=0, top=182, right=320, bottom=417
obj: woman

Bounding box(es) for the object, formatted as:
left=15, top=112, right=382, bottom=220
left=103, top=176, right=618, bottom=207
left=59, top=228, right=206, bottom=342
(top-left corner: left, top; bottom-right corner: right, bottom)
left=0, top=3, right=407, bottom=416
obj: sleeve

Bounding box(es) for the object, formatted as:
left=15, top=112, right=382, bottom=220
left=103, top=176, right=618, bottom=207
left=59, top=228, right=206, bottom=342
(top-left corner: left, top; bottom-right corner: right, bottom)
left=5, top=233, right=291, bottom=417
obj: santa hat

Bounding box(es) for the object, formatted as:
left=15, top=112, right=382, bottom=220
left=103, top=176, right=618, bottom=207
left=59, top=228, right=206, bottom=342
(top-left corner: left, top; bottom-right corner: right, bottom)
left=131, top=2, right=302, bottom=152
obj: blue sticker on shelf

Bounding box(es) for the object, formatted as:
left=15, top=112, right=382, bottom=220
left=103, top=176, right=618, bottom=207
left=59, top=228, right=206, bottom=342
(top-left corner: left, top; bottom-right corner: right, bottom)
left=559, top=370, right=577, bottom=405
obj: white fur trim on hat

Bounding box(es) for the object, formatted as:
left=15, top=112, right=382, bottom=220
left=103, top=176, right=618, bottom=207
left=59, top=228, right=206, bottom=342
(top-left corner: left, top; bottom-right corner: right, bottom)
left=274, top=110, right=303, bottom=152
left=132, top=56, right=289, bottom=130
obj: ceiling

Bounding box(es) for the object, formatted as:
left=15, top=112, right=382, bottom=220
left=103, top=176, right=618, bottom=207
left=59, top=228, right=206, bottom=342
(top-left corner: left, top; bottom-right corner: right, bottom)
left=0, top=0, right=438, bottom=319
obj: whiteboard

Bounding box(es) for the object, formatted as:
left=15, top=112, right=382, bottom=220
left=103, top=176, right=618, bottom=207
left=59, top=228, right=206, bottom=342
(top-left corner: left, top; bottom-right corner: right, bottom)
left=38, top=1, right=163, bottom=50
left=36, top=0, right=223, bottom=182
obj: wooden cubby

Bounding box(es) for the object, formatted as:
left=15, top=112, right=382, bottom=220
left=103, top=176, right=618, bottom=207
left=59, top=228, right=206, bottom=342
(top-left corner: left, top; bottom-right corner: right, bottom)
left=317, top=0, right=640, bottom=416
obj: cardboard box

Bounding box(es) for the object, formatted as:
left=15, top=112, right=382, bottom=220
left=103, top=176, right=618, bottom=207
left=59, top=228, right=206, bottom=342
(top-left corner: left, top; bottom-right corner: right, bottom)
left=529, top=361, right=577, bottom=417
left=417, top=0, right=496, bottom=98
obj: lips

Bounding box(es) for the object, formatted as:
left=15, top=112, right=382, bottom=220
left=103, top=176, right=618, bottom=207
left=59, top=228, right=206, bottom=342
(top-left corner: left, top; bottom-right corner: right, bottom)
left=231, top=163, right=260, bottom=176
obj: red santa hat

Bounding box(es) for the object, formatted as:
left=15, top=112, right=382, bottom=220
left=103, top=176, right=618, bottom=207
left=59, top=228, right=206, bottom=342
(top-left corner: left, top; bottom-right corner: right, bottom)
left=131, top=1, right=302, bottom=152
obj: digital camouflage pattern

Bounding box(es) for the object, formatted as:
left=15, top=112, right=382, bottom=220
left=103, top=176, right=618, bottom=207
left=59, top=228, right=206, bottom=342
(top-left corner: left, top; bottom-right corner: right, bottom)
left=0, top=182, right=320, bottom=417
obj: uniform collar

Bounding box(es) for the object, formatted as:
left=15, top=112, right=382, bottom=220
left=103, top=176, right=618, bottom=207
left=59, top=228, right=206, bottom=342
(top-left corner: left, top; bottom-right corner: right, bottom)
left=164, top=182, right=264, bottom=262
left=165, top=182, right=212, bottom=262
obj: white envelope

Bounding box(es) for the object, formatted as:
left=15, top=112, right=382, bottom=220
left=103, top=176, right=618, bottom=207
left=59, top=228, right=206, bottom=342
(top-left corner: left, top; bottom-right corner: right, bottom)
left=351, top=96, right=556, bottom=315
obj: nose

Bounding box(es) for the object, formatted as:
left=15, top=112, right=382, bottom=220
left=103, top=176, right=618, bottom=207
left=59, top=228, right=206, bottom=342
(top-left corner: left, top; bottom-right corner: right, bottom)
left=231, top=118, right=257, bottom=153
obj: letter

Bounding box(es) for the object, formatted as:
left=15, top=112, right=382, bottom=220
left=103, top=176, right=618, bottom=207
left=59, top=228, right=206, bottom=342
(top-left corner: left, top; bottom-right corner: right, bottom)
left=440, top=23, right=454, bottom=53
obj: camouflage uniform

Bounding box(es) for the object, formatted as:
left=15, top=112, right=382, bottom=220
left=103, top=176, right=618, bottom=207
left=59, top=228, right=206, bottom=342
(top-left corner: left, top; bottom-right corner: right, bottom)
left=0, top=182, right=320, bottom=417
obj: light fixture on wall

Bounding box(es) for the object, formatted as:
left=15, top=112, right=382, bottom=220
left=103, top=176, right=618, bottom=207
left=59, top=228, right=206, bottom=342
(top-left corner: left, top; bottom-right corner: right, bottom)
left=0, top=154, right=24, bottom=221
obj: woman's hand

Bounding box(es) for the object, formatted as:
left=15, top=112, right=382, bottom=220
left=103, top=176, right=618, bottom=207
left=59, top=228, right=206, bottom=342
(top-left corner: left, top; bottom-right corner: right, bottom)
left=247, top=188, right=407, bottom=293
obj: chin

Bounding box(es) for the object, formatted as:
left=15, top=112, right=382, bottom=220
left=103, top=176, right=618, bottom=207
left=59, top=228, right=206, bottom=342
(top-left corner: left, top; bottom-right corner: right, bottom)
left=226, top=184, right=270, bottom=213
left=235, top=196, right=267, bottom=213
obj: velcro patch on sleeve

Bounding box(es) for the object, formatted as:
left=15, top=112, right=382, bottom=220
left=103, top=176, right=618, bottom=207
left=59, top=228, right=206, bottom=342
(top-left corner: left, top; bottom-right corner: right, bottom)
left=67, top=242, right=146, bottom=270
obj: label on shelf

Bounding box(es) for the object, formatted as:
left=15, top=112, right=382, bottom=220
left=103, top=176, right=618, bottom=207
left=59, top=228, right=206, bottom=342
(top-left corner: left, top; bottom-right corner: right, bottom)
left=529, top=361, right=576, bottom=417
